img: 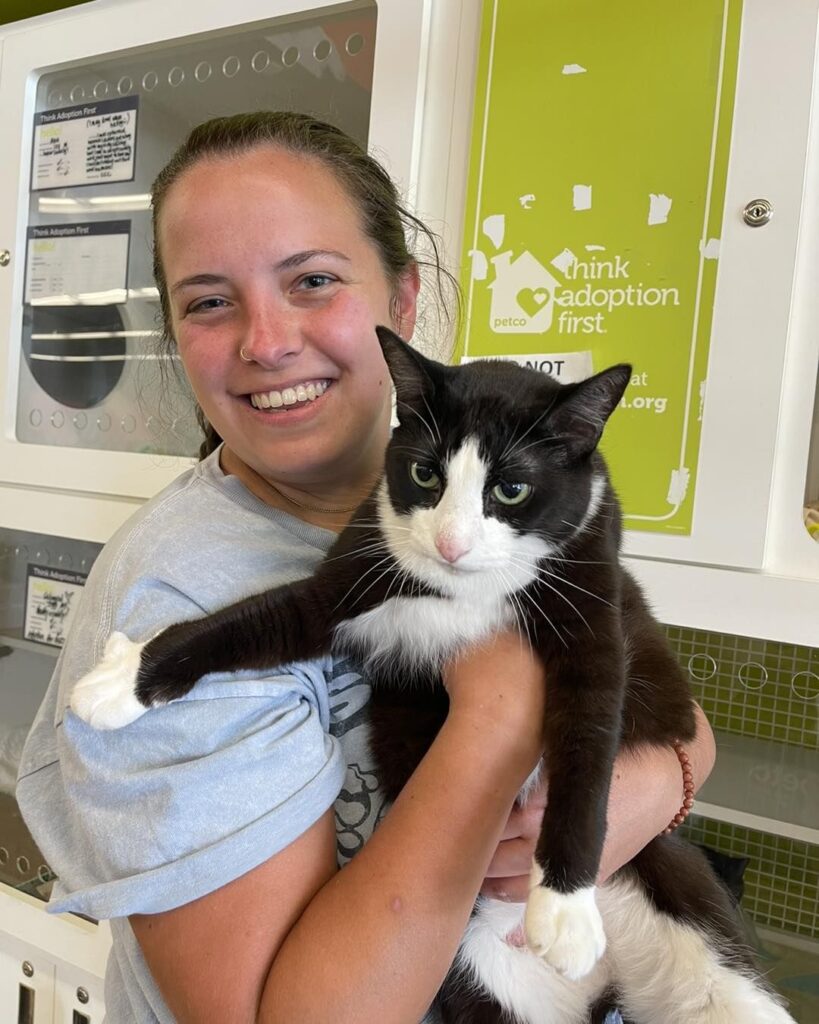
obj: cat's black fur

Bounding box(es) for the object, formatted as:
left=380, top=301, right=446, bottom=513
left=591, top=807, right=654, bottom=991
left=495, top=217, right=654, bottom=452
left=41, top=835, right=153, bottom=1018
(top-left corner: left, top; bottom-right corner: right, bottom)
left=121, top=327, right=774, bottom=1021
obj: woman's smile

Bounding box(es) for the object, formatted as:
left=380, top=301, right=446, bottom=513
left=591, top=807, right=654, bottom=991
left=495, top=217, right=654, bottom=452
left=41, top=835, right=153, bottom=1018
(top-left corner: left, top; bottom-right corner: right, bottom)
left=248, top=379, right=332, bottom=410
left=242, top=379, right=335, bottom=427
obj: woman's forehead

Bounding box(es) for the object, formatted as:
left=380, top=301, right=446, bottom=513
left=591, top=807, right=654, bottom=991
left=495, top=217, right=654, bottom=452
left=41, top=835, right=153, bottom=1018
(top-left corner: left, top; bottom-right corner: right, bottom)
left=159, top=148, right=364, bottom=247
left=169, top=146, right=347, bottom=208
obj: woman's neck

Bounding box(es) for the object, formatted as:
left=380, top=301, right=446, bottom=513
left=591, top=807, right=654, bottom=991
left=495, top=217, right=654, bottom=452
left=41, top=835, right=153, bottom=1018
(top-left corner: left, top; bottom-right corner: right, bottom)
left=220, top=447, right=375, bottom=533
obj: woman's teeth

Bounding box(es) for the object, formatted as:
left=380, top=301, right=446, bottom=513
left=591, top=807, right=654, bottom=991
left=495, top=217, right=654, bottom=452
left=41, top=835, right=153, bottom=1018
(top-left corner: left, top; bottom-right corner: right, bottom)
left=250, top=380, right=330, bottom=409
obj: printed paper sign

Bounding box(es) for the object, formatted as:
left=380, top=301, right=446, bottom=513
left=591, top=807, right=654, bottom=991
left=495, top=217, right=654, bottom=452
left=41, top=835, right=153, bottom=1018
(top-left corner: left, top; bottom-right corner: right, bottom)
left=24, top=565, right=87, bottom=648
left=457, top=0, right=743, bottom=534
left=25, top=221, right=130, bottom=305
left=460, top=350, right=594, bottom=383
left=32, top=96, right=138, bottom=191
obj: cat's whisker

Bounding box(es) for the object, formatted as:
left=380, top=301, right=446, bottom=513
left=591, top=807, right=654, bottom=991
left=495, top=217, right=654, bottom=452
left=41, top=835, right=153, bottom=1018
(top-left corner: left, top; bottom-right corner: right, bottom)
left=333, top=555, right=397, bottom=611
left=421, top=394, right=442, bottom=445
left=545, top=556, right=610, bottom=567
left=346, top=562, right=404, bottom=610
left=515, top=582, right=571, bottom=648
left=322, top=542, right=390, bottom=564
left=499, top=570, right=535, bottom=652
left=508, top=434, right=566, bottom=459
left=501, top=397, right=559, bottom=463
left=506, top=561, right=595, bottom=635
left=389, top=444, right=439, bottom=461
left=397, top=399, right=439, bottom=448
left=532, top=563, right=614, bottom=608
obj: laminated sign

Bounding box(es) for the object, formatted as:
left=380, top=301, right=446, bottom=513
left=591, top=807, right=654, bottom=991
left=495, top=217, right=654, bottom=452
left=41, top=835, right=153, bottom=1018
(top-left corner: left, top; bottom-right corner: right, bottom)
left=458, top=0, right=743, bottom=534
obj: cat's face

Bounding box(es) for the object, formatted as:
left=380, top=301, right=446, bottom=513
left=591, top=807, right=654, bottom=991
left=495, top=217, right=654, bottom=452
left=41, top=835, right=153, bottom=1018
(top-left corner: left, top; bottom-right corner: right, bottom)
left=374, top=328, right=629, bottom=602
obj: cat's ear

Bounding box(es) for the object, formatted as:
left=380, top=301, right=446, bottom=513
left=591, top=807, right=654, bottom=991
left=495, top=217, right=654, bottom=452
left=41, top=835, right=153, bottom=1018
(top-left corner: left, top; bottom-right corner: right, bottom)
left=549, top=363, right=631, bottom=459
left=375, top=325, right=437, bottom=414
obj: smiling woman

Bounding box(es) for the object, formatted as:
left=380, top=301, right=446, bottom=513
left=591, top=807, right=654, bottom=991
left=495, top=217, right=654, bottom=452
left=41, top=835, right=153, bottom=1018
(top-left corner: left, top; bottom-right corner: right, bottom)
left=16, top=111, right=716, bottom=1024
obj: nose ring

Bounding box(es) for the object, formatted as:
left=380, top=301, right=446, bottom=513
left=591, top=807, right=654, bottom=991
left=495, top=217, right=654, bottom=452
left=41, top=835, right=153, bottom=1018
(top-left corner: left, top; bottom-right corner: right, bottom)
left=239, top=347, right=253, bottom=364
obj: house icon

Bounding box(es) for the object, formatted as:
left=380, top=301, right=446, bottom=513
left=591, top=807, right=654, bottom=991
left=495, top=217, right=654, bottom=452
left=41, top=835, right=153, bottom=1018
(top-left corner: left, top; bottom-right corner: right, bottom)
left=488, top=250, right=561, bottom=334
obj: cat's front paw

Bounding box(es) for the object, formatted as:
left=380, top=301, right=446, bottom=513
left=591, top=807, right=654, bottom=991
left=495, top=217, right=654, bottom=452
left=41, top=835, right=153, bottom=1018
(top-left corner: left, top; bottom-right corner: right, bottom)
left=70, top=631, right=148, bottom=730
left=524, top=866, right=606, bottom=980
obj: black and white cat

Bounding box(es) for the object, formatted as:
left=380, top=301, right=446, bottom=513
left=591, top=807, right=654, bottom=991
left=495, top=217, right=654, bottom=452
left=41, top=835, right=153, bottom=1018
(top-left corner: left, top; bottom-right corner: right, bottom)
left=71, top=327, right=794, bottom=1024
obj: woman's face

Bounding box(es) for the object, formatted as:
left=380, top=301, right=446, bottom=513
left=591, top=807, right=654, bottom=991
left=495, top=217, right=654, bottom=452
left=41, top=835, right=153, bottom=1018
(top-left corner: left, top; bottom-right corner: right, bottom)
left=158, top=146, right=418, bottom=495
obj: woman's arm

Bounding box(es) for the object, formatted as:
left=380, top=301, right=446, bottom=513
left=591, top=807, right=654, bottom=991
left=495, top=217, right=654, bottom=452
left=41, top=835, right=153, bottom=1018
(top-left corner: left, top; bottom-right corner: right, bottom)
left=131, top=632, right=546, bottom=1024
left=481, top=702, right=717, bottom=898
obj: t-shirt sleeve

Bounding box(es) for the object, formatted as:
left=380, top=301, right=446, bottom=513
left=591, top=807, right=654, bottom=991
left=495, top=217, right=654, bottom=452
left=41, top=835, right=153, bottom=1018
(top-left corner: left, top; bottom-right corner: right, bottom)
left=25, top=570, right=345, bottom=920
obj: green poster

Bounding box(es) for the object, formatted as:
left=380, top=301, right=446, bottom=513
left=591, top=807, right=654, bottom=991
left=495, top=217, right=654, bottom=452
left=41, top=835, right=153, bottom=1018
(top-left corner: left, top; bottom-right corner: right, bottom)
left=457, top=0, right=742, bottom=534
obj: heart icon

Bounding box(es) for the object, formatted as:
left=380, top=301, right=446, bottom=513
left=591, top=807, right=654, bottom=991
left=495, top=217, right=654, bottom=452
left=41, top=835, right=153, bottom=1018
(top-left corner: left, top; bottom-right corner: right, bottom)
left=516, top=287, right=550, bottom=319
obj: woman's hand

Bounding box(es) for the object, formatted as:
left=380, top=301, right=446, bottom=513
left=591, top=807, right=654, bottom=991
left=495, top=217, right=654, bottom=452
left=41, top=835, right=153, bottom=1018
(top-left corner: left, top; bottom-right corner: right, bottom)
left=481, top=777, right=548, bottom=902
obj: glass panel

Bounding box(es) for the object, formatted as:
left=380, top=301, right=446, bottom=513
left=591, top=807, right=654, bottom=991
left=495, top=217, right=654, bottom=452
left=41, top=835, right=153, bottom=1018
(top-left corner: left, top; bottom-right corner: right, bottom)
left=0, top=528, right=102, bottom=905
left=16, top=1, right=376, bottom=456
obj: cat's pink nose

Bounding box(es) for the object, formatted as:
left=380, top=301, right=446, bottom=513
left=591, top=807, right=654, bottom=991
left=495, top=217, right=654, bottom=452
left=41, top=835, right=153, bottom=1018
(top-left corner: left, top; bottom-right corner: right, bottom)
left=435, top=534, right=472, bottom=563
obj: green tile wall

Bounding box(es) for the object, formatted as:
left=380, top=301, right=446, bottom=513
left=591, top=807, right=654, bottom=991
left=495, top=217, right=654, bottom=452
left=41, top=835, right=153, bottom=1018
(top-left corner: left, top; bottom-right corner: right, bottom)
left=666, top=626, right=819, bottom=944
left=664, top=625, right=819, bottom=749
left=682, top=814, right=819, bottom=940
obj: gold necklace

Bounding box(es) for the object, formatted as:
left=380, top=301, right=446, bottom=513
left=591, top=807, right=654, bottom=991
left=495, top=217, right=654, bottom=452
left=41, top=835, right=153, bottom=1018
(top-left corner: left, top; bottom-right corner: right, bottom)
left=250, top=466, right=359, bottom=515
left=266, top=479, right=359, bottom=515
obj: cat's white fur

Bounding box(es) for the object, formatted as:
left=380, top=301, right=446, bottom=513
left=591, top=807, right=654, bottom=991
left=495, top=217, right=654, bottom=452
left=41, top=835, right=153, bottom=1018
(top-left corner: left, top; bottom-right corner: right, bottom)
left=463, top=880, right=794, bottom=1024
left=525, top=866, right=605, bottom=980
left=70, top=436, right=795, bottom=1021
left=70, top=631, right=149, bottom=729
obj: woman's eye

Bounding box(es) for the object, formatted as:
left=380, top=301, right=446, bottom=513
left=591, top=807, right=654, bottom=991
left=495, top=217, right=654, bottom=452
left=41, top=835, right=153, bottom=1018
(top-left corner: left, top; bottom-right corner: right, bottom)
left=409, top=461, right=441, bottom=490
left=186, top=296, right=228, bottom=315
left=491, top=481, right=532, bottom=506
left=297, top=273, right=335, bottom=290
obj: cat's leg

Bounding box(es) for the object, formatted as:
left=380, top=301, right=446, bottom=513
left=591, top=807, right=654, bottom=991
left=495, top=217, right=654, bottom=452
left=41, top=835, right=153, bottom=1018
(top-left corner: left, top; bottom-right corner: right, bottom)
left=523, top=641, right=625, bottom=980
left=604, top=838, right=796, bottom=1024
left=70, top=575, right=342, bottom=729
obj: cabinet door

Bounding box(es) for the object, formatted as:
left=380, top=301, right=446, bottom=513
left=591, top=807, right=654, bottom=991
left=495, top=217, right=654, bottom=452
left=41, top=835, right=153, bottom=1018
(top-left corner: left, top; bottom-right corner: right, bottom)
left=448, top=0, right=819, bottom=571
left=0, top=0, right=429, bottom=505
left=620, top=0, right=818, bottom=569
left=53, top=965, right=104, bottom=1024
left=0, top=932, right=55, bottom=1024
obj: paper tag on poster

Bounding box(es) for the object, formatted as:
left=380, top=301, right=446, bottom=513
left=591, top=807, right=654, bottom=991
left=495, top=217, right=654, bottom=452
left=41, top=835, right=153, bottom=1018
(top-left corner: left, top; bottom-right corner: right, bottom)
left=32, top=96, right=138, bottom=191
left=25, top=221, right=131, bottom=305
left=24, top=565, right=88, bottom=648
left=460, top=350, right=594, bottom=383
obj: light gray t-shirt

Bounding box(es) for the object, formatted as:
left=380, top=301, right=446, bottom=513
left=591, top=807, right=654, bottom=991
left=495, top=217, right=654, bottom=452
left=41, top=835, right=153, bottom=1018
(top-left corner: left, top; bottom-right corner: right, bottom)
left=16, top=448, right=414, bottom=1022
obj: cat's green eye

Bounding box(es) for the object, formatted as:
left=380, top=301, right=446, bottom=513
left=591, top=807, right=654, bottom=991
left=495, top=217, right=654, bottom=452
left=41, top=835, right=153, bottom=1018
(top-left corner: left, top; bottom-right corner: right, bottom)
left=409, top=461, right=441, bottom=490
left=492, top=481, right=532, bottom=506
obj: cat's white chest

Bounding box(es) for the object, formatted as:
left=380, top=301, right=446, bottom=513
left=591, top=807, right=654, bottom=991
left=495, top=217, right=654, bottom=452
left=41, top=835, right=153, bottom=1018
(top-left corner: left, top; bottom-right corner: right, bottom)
left=334, top=592, right=514, bottom=667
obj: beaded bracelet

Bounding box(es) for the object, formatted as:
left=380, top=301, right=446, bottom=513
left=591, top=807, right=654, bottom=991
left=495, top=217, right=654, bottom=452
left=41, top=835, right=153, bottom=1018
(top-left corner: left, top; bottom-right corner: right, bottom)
left=660, top=739, right=695, bottom=835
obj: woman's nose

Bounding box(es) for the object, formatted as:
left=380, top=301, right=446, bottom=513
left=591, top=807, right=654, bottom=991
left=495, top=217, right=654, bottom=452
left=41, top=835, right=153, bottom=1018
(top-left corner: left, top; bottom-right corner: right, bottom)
left=239, top=306, right=304, bottom=368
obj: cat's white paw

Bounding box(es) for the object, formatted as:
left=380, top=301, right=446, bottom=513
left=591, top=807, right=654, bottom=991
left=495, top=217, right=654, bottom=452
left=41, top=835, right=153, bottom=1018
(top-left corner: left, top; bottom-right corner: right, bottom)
left=524, top=867, right=606, bottom=980
left=70, top=631, right=148, bottom=730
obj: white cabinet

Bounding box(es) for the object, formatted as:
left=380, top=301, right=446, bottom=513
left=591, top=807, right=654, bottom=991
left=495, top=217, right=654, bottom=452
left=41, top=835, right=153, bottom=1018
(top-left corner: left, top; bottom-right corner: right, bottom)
left=418, top=0, right=819, bottom=645
left=0, top=934, right=54, bottom=1024
left=0, top=918, right=107, bottom=1024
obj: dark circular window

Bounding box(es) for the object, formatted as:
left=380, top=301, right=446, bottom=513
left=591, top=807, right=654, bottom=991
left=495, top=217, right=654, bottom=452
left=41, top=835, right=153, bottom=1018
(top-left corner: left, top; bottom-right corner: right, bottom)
left=25, top=305, right=127, bottom=409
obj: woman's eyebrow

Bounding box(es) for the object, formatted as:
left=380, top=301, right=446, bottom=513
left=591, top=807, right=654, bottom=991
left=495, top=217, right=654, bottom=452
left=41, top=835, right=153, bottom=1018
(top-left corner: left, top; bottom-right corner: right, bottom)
left=275, top=249, right=350, bottom=270
left=171, top=273, right=229, bottom=295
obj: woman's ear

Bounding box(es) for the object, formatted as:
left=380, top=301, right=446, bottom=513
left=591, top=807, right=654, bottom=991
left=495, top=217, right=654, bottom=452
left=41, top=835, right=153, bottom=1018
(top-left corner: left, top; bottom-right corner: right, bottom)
left=391, top=262, right=421, bottom=340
